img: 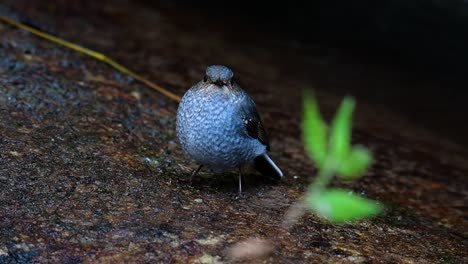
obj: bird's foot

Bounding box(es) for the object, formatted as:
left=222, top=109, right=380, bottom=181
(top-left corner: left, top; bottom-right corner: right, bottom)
left=179, top=164, right=203, bottom=184
left=229, top=190, right=246, bottom=200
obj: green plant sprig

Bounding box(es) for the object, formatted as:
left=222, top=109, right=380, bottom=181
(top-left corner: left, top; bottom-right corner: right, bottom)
left=303, top=91, right=383, bottom=223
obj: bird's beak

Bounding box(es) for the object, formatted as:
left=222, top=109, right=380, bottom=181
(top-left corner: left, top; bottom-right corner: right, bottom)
left=214, top=80, right=225, bottom=86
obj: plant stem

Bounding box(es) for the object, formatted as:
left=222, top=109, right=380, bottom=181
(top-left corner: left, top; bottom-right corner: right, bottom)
left=308, top=157, right=335, bottom=196
left=282, top=157, right=335, bottom=229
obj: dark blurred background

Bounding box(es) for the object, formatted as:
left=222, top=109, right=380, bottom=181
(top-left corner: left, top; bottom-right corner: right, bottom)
left=154, top=0, right=468, bottom=148
left=166, top=0, right=468, bottom=79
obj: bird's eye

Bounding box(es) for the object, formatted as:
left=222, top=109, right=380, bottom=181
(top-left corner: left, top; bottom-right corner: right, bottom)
left=230, top=79, right=234, bottom=85
left=203, top=76, right=208, bottom=82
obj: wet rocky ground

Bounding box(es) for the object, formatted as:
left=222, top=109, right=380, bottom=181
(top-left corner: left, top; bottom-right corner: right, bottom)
left=0, top=1, right=466, bottom=263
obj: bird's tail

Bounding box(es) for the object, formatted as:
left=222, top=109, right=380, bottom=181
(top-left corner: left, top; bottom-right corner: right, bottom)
left=254, top=153, right=283, bottom=180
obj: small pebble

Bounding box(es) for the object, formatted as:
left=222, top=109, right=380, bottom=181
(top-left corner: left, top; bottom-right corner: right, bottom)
left=131, top=91, right=141, bottom=100
left=9, top=151, right=22, bottom=157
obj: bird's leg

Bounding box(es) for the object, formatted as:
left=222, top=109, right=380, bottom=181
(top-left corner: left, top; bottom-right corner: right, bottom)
left=238, top=167, right=243, bottom=194
left=189, top=164, right=203, bottom=183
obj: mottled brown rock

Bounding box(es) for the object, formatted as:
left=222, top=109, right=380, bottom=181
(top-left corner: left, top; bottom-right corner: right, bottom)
left=0, top=1, right=466, bottom=263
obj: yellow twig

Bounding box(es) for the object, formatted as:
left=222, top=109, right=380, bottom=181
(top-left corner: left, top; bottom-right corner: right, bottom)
left=0, top=14, right=181, bottom=102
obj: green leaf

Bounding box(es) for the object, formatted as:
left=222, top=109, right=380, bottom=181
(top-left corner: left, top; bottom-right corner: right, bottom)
left=306, top=188, right=383, bottom=223
left=337, top=146, right=373, bottom=179
left=303, top=91, right=327, bottom=167
left=329, top=97, right=355, bottom=163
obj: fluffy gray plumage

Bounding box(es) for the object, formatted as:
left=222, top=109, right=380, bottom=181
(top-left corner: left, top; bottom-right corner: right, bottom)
left=176, top=65, right=283, bottom=180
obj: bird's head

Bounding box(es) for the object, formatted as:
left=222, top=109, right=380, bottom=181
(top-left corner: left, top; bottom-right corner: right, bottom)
left=203, top=65, right=234, bottom=87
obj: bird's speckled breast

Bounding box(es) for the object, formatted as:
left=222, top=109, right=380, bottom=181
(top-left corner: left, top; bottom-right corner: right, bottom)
left=176, top=84, right=265, bottom=171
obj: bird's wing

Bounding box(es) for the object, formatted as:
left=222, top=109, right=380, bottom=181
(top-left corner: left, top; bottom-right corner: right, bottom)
left=239, top=94, right=270, bottom=150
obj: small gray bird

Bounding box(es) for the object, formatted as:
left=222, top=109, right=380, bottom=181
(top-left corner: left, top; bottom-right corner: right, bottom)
left=176, top=65, right=283, bottom=193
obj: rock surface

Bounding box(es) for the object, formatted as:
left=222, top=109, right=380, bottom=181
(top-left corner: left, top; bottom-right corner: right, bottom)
left=0, top=1, right=466, bottom=263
